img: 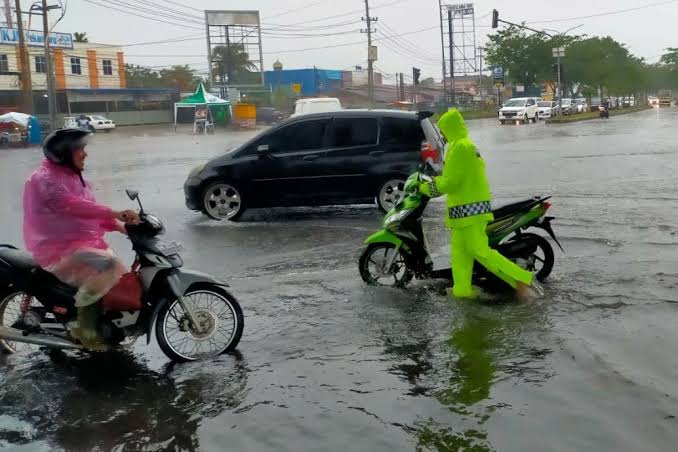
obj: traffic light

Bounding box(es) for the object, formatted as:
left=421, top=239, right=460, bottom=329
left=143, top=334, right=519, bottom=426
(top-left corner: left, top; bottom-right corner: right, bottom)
left=491, top=9, right=499, bottom=29
left=413, top=67, right=421, bottom=85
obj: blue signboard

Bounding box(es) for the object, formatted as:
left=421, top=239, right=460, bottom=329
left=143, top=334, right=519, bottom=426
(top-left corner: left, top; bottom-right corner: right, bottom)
left=492, top=67, right=504, bottom=81
left=0, top=27, right=73, bottom=49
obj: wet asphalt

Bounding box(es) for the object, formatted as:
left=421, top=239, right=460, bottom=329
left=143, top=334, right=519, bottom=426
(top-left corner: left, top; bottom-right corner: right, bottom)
left=1, top=109, right=678, bottom=451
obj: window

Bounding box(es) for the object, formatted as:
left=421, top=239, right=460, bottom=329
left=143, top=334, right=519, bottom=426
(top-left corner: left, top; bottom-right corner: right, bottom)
left=261, top=119, right=329, bottom=153
left=330, top=118, right=378, bottom=148
left=527, top=99, right=536, bottom=106
left=0, top=54, right=8, bottom=73
left=380, top=117, right=424, bottom=147
left=34, top=56, right=46, bottom=73
left=102, top=59, right=112, bottom=75
left=70, top=57, right=81, bottom=75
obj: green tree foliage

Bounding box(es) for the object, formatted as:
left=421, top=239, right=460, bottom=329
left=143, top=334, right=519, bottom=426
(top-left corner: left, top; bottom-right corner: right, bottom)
left=271, top=86, right=296, bottom=113
left=73, top=32, right=89, bottom=43
left=125, top=64, right=204, bottom=91
left=211, top=44, right=258, bottom=85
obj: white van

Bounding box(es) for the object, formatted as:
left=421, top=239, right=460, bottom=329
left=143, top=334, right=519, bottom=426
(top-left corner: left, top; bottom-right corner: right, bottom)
left=498, top=97, right=539, bottom=125
left=291, top=98, right=342, bottom=118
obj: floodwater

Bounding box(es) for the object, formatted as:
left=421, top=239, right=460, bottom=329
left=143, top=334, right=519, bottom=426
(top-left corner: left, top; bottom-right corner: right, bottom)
left=1, top=110, right=677, bottom=451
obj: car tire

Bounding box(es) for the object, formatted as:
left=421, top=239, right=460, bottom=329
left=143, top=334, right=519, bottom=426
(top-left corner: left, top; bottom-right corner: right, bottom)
left=534, top=113, right=539, bottom=122
left=500, top=120, right=505, bottom=125
left=523, top=114, right=528, bottom=124
left=376, top=178, right=406, bottom=212
left=202, top=181, right=246, bottom=221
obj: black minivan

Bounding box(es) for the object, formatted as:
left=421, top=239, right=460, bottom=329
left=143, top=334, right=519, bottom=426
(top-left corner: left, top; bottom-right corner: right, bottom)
left=183, top=109, right=443, bottom=221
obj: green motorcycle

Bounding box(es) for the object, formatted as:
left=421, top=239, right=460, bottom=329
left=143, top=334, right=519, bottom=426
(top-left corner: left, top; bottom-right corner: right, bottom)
left=359, top=167, right=563, bottom=288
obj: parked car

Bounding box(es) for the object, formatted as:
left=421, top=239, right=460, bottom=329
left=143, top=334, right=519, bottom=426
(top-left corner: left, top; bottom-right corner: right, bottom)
left=498, top=97, right=539, bottom=124
left=290, top=98, right=342, bottom=118
left=256, top=107, right=284, bottom=124
left=85, top=115, right=115, bottom=132
left=573, top=98, right=589, bottom=113
left=184, top=110, right=445, bottom=221
left=537, top=101, right=559, bottom=119
left=589, top=97, right=603, bottom=111
left=648, top=96, right=660, bottom=107
left=559, top=98, right=574, bottom=115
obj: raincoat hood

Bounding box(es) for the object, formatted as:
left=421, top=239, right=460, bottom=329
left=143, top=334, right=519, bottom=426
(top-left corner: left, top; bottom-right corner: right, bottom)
left=437, top=109, right=468, bottom=142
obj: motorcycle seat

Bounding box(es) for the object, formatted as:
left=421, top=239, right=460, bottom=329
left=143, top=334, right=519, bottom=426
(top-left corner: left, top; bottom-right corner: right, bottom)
left=492, top=198, right=541, bottom=220
left=0, top=246, right=77, bottom=297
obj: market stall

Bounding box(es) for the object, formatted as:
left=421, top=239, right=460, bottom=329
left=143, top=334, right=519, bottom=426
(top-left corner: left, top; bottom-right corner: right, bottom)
left=0, top=112, right=41, bottom=147
left=174, top=83, right=231, bottom=133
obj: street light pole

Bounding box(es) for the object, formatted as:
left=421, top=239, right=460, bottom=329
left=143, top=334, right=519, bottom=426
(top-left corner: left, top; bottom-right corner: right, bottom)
left=41, top=0, right=57, bottom=130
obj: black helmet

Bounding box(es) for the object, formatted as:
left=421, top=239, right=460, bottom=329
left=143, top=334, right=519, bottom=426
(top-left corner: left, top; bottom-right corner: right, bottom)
left=42, top=128, right=90, bottom=165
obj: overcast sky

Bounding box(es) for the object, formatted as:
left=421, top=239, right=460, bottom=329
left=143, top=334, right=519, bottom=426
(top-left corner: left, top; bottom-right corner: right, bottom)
left=53, top=0, right=678, bottom=81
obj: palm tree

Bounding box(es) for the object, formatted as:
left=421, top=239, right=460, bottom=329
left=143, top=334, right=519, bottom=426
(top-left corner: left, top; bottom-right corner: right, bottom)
left=74, top=32, right=89, bottom=43
left=211, top=44, right=257, bottom=84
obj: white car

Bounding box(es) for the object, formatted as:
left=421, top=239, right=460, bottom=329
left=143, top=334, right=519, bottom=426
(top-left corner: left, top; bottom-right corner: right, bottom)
left=537, top=101, right=559, bottom=119
left=291, top=98, right=342, bottom=118
left=573, top=98, right=589, bottom=113
left=86, top=115, right=116, bottom=132
left=648, top=96, right=659, bottom=107
left=498, top=97, right=539, bottom=124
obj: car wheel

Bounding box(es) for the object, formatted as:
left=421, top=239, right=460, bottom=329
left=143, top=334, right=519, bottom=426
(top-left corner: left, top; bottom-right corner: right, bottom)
left=499, top=120, right=505, bottom=125
left=523, top=114, right=528, bottom=124
left=534, top=113, right=539, bottom=122
left=202, top=182, right=245, bottom=221
left=377, top=179, right=406, bottom=212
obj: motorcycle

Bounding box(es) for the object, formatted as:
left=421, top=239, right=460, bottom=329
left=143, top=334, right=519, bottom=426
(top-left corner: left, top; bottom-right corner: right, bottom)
left=359, top=166, right=563, bottom=288
left=0, top=190, right=244, bottom=362
left=599, top=104, right=610, bottom=119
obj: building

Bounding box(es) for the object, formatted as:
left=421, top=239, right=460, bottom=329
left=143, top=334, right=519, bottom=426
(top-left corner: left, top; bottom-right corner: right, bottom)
left=263, top=62, right=383, bottom=97
left=0, top=27, right=176, bottom=124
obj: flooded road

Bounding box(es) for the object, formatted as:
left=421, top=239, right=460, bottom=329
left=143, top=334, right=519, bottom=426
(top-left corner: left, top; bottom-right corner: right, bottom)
left=1, top=110, right=678, bottom=451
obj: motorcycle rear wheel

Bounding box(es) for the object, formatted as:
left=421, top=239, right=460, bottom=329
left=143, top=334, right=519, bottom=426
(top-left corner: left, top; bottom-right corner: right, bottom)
left=359, top=243, right=413, bottom=288
left=521, top=233, right=554, bottom=281
left=0, top=289, right=41, bottom=354
left=156, top=285, right=244, bottom=362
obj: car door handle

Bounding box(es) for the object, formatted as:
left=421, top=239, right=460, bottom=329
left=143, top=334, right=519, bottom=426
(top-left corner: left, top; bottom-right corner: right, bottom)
left=303, top=154, right=321, bottom=161
left=369, top=151, right=385, bottom=158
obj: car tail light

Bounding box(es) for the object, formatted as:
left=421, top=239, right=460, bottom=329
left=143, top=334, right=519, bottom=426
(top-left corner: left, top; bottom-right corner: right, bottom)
left=421, top=141, right=438, bottom=163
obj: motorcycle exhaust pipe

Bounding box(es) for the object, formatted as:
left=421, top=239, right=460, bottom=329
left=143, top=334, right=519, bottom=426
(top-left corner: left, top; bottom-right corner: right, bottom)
left=0, top=326, right=83, bottom=349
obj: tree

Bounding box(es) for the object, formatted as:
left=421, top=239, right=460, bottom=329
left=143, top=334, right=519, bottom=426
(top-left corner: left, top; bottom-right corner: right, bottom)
left=420, top=77, right=436, bottom=88
left=271, top=86, right=296, bottom=113
left=74, top=32, right=89, bottom=43
left=158, top=65, right=199, bottom=91
left=125, top=64, right=161, bottom=88
left=211, top=44, right=257, bottom=85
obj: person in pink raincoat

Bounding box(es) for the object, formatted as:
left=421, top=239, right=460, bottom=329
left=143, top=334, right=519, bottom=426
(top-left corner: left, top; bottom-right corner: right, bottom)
left=23, top=128, right=139, bottom=350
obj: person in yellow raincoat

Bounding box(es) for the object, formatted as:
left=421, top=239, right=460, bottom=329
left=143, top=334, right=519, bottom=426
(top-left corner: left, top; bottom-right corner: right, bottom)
left=419, top=109, right=541, bottom=299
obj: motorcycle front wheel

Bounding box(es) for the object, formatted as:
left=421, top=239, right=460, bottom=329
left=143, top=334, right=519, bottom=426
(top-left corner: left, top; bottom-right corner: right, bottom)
left=156, top=285, right=244, bottom=362
left=359, top=243, right=413, bottom=288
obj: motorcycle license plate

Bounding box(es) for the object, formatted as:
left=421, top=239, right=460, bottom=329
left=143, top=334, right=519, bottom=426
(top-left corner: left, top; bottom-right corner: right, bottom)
left=157, top=241, right=184, bottom=256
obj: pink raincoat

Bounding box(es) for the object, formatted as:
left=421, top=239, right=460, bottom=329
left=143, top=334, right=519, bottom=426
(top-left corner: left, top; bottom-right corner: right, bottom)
left=23, top=160, right=119, bottom=268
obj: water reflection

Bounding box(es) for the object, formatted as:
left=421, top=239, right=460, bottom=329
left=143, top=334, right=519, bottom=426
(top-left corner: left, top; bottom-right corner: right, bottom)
left=0, top=350, right=248, bottom=451
left=414, top=302, right=554, bottom=452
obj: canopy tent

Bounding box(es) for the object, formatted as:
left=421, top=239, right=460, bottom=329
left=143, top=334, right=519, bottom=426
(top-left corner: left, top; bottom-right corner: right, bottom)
left=0, top=112, right=41, bottom=144
left=174, top=83, right=231, bottom=131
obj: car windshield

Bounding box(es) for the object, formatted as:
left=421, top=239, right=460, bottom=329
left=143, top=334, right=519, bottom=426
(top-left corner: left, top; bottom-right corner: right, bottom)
left=504, top=99, right=526, bottom=107
left=538, top=102, right=552, bottom=107
left=91, top=115, right=107, bottom=120
left=561, top=99, right=572, bottom=104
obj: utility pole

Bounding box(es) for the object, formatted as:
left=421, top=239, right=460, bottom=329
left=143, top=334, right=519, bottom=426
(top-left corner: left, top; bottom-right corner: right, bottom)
left=447, top=8, right=455, bottom=105
left=477, top=46, right=483, bottom=102
left=15, top=0, right=32, bottom=113
left=361, top=0, right=377, bottom=108
left=41, top=0, right=56, bottom=130
left=438, top=0, right=447, bottom=103
left=4, top=0, right=12, bottom=27
left=399, top=72, right=404, bottom=102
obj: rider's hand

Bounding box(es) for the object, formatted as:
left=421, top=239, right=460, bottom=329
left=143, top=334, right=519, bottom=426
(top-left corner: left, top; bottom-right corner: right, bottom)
left=115, top=209, right=140, bottom=225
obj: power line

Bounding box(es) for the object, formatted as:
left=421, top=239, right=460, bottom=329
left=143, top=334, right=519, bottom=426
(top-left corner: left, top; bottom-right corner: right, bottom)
left=82, top=0, right=203, bottom=30
left=266, top=0, right=329, bottom=19
left=527, top=0, right=678, bottom=24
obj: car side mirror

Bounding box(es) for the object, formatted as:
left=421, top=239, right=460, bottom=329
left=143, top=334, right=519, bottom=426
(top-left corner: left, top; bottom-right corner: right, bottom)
left=126, top=189, right=139, bottom=201
left=257, top=144, right=270, bottom=153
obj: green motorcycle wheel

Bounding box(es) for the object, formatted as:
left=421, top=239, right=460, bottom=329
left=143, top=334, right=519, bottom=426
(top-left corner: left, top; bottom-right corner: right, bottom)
left=359, top=243, right=413, bottom=288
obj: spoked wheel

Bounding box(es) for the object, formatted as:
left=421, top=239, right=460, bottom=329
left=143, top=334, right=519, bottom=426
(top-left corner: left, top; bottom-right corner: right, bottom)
left=0, top=290, right=40, bottom=354
left=156, top=286, right=244, bottom=362
left=202, top=182, right=245, bottom=221
left=359, top=243, right=413, bottom=288
left=377, top=179, right=406, bottom=212
left=520, top=233, right=555, bottom=282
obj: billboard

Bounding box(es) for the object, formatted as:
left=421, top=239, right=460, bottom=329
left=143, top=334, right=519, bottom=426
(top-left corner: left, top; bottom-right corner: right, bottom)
left=0, top=27, right=73, bottom=49
left=205, top=10, right=264, bottom=88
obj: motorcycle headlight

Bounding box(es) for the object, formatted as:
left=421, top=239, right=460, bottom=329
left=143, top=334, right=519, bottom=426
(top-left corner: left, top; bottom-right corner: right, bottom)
left=188, top=162, right=207, bottom=179
left=384, top=209, right=412, bottom=228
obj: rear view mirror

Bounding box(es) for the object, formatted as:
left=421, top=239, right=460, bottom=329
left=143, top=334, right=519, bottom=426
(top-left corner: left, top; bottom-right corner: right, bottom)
left=126, top=189, right=139, bottom=201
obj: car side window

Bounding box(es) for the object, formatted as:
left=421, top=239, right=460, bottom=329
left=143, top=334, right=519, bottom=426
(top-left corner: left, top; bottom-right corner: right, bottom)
left=330, top=118, right=378, bottom=148
left=527, top=99, right=535, bottom=106
left=259, top=119, right=329, bottom=154
left=380, top=118, right=424, bottom=148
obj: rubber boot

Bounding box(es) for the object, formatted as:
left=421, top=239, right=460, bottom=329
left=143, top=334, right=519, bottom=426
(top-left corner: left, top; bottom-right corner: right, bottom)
left=70, top=304, right=108, bottom=352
